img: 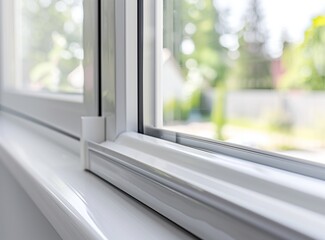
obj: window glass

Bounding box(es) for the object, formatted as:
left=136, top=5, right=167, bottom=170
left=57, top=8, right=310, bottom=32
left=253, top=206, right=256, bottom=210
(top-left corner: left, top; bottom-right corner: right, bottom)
left=16, top=0, right=83, bottom=93
left=162, top=0, right=325, bottom=163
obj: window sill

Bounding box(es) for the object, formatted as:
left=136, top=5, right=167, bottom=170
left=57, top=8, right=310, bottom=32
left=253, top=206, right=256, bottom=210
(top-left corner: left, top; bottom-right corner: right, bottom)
left=0, top=113, right=194, bottom=240
left=85, top=132, right=325, bottom=240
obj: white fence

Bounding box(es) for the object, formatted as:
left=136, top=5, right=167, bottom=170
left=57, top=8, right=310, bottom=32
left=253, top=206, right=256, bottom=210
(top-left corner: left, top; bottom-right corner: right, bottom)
left=208, top=90, right=325, bottom=127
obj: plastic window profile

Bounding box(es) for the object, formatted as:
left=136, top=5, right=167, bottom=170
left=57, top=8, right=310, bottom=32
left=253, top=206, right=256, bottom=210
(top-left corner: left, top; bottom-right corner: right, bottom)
left=100, top=0, right=138, bottom=141
left=0, top=0, right=100, bottom=138
left=81, top=0, right=325, bottom=239
left=81, top=120, right=325, bottom=240
left=144, top=126, right=325, bottom=181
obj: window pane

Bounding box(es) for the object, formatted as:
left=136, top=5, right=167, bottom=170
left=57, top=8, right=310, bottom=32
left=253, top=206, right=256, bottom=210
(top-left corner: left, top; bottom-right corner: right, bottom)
left=17, top=0, right=83, bottom=93
left=162, top=0, right=325, bottom=163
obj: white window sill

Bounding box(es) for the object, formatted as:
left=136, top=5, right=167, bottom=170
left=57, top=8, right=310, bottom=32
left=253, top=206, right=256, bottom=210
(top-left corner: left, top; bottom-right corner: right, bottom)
left=84, top=129, right=325, bottom=239
left=2, top=111, right=325, bottom=240
left=0, top=113, right=194, bottom=240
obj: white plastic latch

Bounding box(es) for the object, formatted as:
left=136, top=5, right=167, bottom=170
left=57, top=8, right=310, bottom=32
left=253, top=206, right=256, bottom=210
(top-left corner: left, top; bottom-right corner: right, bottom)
left=81, top=117, right=106, bottom=169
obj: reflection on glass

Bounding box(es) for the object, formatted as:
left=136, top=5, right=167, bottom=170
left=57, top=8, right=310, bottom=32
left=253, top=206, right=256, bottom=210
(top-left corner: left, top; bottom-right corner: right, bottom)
left=162, top=0, right=325, bottom=163
left=18, top=0, right=83, bottom=93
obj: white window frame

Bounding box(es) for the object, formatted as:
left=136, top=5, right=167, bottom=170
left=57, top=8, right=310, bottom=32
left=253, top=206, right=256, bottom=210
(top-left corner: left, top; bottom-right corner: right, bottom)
left=0, top=0, right=99, bottom=138
left=139, top=0, right=325, bottom=180
left=79, top=1, right=325, bottom=240
left=99, top=0, right=138, bottom=141
left=0, top=0, right=324, bottom=239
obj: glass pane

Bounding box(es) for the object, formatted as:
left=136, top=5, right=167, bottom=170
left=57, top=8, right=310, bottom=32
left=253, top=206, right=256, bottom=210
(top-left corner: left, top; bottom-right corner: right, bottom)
left=162, top=0, right=325, bottom=163
left=17, top=0, right=83, bottom=93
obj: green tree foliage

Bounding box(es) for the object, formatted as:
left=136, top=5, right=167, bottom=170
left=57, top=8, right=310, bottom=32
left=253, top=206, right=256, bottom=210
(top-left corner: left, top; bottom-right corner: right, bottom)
left=280, top=16, right=325, bottom=90
left=163, top=0, right=229, bottom=126
left=21, top=0, right=83, bottom=92
left=163, top=0, right=276, bottom=137
left=170, top=0, right=228, bottom=88
left=233, top=0, right=272, bottom=89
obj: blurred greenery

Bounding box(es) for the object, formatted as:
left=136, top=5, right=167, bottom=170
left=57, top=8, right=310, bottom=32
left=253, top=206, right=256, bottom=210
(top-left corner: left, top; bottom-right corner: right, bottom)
left=163, top=88, right=201, bottom=122
left=231, top=0, right=272, bottom=89
left=164, top=0, right=228, bottom=88
left=163, top=0, right=273, bottom=136
left=21, top=0, right=83, bottom=93
left=163, top=0, right=325, bottom=142
left=280, top=16, right=325, bottom=90
left=163, top=0, right=229, bottom=135
left=211, top=83, right=226, bottom=139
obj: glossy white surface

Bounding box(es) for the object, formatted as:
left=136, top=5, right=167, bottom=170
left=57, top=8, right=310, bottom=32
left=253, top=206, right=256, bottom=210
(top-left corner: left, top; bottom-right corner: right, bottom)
left=89, top=132, right=325, bottom=240
left=0, top=161, right=62, bottom=240
left=0, top=113, right=194, bottom=240
left=81, top=116, right=106, bottom=168
left=101, top=0, right=138, bottom=141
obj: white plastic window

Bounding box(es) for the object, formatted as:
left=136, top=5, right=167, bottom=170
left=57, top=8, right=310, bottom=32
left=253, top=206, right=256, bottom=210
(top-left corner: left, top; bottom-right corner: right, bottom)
left=142, top=0, right=325, bottom=165
left=0, top=0, right=99, bottom=138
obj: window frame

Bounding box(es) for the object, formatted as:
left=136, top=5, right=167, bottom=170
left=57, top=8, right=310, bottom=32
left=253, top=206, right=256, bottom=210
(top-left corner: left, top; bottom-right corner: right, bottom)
left=0, top=0, right=100, bottom=138
left=139, top=0, right=325, bottom=180
left=0, top=0, right=324, bottom=239
left=79, top=1, right=325, bottom=239
left=100, top=0, right=138, bottom=141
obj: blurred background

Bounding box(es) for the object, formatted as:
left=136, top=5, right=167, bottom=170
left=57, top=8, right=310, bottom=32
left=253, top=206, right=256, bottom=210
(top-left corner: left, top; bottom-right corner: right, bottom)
left=17, top=0, right=83, bottom=93
left=17, top=0, right=325, bottom=163
left=162, top=0, right=325, bottom=163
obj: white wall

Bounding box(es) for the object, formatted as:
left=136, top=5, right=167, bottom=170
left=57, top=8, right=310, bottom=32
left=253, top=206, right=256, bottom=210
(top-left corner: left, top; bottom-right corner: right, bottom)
left=0, top=161, right=62, bottom=240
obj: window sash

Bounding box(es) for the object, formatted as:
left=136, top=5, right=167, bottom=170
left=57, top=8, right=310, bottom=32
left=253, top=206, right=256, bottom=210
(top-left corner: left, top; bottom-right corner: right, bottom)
left=0, top=0, right=100, bottom=138
left=100, top=0, right=138, bottom=141
left=138, top=0, right=325, bottom=177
